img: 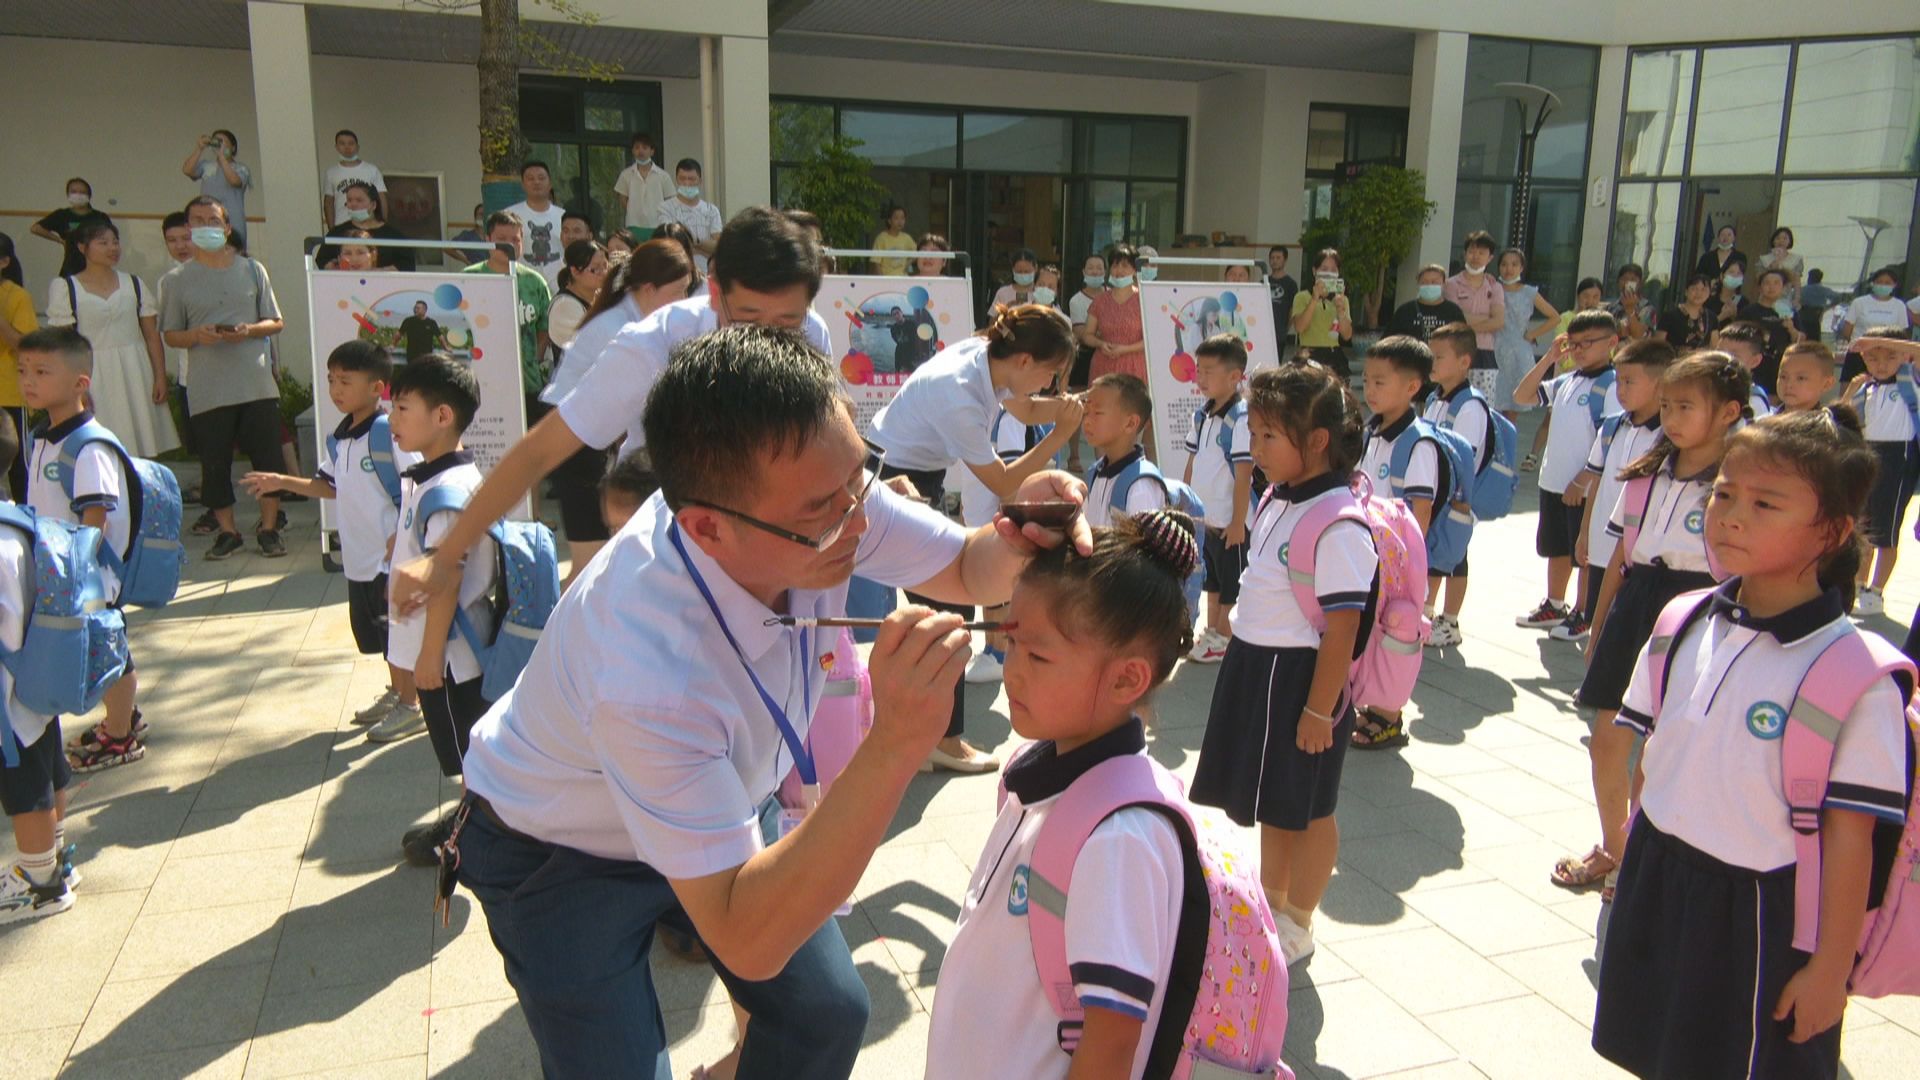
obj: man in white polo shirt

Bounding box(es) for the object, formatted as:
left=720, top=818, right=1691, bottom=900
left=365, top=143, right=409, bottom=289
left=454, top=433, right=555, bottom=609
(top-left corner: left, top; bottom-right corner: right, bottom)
left=390, top=205, right=833, bottom=613
left=452, top=324, right=1088, bottom=1078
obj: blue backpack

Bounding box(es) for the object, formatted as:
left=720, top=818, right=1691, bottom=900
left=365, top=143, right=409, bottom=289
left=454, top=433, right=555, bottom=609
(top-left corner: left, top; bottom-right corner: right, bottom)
left=1190, top=398, right=1248, bottom=463
left=0, top=504, right=129, bottom=765
left=1385, top=418, right=1478, bottom=572
left=326, top=413, right=403, bottom=507
left=49, top=420, right=184, bottom=608
left=413, top=486, right=561, bottom=702
left=1850, top=363, right=1920, bottom=446
left=1441, top=388, right=1520, bottom=521
left=1581, top=368, right=1618, bottom=428
left=1085, top=454, right=1209, bottom=615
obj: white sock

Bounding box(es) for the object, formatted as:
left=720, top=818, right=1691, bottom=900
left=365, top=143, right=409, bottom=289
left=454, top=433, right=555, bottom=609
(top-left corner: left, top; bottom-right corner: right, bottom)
left=18, top=845, right=57, bottom=887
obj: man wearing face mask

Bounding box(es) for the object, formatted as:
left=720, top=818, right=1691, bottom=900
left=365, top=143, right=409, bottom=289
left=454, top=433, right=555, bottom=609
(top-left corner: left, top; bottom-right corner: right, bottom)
left=1137, top=245, right=1161, bottom=284
left=1389, top=264, right=1468, bottom=342
left=614, top=132, right=675, bottom=241
left=322, top=129, right=388, bottom=228
left=159, top=196, right=288, bottom=560
left=181, top=130, right=252, bottom=248
left=655, top=158, right=724, bottom=273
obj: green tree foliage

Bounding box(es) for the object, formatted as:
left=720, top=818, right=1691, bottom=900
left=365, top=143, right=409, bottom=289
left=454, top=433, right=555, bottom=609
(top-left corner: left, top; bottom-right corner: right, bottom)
left=1321, top=167, right=1437, bottom=326
left=782, top=135, right=889, bottom=267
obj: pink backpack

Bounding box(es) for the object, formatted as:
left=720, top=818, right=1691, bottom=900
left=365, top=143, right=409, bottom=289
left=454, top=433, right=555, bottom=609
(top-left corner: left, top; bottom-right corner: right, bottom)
left=1615, top=474, right=1726, bottom=579
left=1644, top=590, right=1920, bottom=998
left=1276, top=475, right=1430, bottom=712
left=778, top=629, right=873, bottom=809
left=1011, top=752, right=1294, bottom=1080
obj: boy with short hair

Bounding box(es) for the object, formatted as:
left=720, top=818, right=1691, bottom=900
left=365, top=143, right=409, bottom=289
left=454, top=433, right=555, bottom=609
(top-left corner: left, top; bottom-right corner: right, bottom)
left=1555, top=338, right=1675, bottom=643
left=1712, top=321, right=1777, bottom=417
left=1183, top=335, right=1253, bottom=664
left=1420, top=323, right=1488, bottom=647
left=1844, top=331, right=1920, bottom=615
left=1512, top=310, right=1621, bottom=630
left=385, top=355, right=497, bottom=864
left=1775, top=341, right=1837, bottom=412
left=242, top=340, right=424, bottom=734
left=0, top=411, right=76, bottom=923
left=1391, top=265, right=1469, bottom=343
left=1083, top=373, right=1169, bottom=528
left=16, top=328, right=147, bottom=773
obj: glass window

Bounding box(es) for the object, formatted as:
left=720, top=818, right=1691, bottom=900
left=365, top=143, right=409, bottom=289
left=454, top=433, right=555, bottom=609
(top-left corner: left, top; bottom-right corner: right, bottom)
left=772, top=102, right=834, bottom=162
left=842, top=108, right=958, bottom=168
left=1306, top=109, right=1346, bottom=172
left=1086, top=121, right=1132, bottom=176
left=520, top=85, right=576, bottom=135
left=1621, top=50, right=1695, bottom=177
left=1775, top=178, right=1916, bottom=291
left=1610, top=181, right=1683, bottom=289
left=1530, top=44, right=1599, bottom=181
left=583, top=90, right=640, bottom=134
left=1129, top=182, right=1179, bottom=251
left=1350, top=111, right=1408, bottom=166
left=1089, top=180, right=1128, bottom=255
left=1458, top=39, right=1531, bottom=179
left=1130, top=120, right=1183, bottom=179
left=963, top=114, right=1072, bottom=173
left=1452, top=181, right=1515, bottom=252
left=1528, top=188, right=1587, bottom=309
left=1301, top=180, right=1335, bottom=233
left=1786, top=38, right=1920, bottom=175
left=1690, top=45, right=1790, bottom=175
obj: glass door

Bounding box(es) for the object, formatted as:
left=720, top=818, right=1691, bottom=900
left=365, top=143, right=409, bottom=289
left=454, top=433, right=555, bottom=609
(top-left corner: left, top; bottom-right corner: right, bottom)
left=966, top=173, right=1065, bottom=316
left=1681, top=178, right=1777, bottom=296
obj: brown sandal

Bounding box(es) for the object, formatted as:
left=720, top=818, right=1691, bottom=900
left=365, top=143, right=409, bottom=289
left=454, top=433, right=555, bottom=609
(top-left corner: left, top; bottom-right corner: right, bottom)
left=1550, top=845, right=1618, bottom=890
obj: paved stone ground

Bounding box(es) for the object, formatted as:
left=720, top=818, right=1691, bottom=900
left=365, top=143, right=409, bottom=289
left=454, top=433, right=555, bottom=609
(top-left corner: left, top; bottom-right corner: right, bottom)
left=5, top=449, right=1919, bottom=1078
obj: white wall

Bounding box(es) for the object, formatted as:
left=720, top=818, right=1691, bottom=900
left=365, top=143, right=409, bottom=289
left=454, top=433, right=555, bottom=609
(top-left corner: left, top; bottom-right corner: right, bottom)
left=1257, top=68, right=1414, bottom=243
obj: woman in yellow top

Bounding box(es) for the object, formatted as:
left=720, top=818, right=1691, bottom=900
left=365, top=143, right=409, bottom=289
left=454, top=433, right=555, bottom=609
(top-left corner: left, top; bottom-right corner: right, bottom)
left=1290, top=247, right=1353, bottom=376
left=871, top=205, right=917, bottom=275
left=0, top=232, right=38, bottom=499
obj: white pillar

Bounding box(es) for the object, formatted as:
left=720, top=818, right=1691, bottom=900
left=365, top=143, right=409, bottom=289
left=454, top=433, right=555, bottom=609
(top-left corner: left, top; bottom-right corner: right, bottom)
left=715, top=35, right=771, bottom=213
left=1580, top=46, right=1630, bottom=284
left=1397, top=31, right=1468, bottom=304
left=247, top=0, right=321, bottom=380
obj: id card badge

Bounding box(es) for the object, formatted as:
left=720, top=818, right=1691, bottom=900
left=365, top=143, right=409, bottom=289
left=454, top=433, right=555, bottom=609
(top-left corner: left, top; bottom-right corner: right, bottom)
left=775, top=787, right=852, bottom=917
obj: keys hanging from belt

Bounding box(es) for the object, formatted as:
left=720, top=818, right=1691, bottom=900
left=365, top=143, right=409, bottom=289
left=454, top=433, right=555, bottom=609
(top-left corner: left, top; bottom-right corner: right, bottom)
left=434, top=799, right=475, bottom=927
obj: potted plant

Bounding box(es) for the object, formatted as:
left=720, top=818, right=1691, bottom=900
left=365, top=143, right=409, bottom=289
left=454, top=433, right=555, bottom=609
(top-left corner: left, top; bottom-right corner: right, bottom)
left=780, top=134, right=889, bottom=272
left=1323, top=166, right=1437, bottom=328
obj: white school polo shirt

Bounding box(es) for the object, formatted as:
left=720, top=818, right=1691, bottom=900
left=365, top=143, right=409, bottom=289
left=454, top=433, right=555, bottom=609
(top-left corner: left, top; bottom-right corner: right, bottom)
left=926, top=724, right=1181, bottom=1080
left=541, top=292, right=642, bottom=406
left=27, top=411, right=131, bottom=599
left=555, top=294, right=834, bottom=455
left=1184, top=395, right=1252, bottom=528
left=316, top=410, right=421, bottom=583
left=386, top=452, right=496, bottom=683
left=1536, top=366, right=1619, bottom=494
left=1358, top=412, right=1439, bottom=505
left=870, top=338, right=1009, bottom=473
left=1581, top=413, right=1663, bottom=568
left=1618, top=583, right=1910, bottom=871
left=959, top=408, right=1034, bottom=528
left=460, top=481, right=966, bottom=874
left=0, top=520, right=52, bottom=749
left=1421, top=382, right=1491, bottom=472
left=1857, top=378, right=1917, bottom=443
left=1084, top=449, right=1168, bottom=530
left=1231, top=474, right=1377, bottom=649
left=1604, top=459, right=1713, bottom=573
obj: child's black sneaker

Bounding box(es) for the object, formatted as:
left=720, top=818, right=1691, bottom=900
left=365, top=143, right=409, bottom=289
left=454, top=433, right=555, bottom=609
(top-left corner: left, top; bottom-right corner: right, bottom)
left=1549, top=612, right=1592, bottom=642
left=257, top=529, right=288, bottom=558
left=207, top=531, right=246, bottom=560
left=1515, top=598, right=1571, bottom=629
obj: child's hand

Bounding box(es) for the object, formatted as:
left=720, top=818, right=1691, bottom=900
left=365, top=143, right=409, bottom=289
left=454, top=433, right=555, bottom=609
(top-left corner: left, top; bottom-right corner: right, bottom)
left=415, top=664, right=444, bottom=692
left=1297, top=710, right=1334, bottom=754
left=240, top=471, right=284, bottom=496
left=1226, top=521, right=1246, bottom=546
left=1773, top=961, right=1849, bottom=1043
left=1574, top=534, right=1588, bottom=567
left=1562, top=486, right=1586, bottom=507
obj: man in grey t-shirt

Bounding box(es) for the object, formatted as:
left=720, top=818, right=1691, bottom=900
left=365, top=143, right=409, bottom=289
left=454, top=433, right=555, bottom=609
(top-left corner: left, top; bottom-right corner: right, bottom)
left=160, top=196, right=289, bottom=560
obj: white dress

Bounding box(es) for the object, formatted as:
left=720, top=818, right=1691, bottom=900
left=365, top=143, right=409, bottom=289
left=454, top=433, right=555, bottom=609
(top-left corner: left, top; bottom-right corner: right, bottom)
left=47, top=271, right=181, bottom=457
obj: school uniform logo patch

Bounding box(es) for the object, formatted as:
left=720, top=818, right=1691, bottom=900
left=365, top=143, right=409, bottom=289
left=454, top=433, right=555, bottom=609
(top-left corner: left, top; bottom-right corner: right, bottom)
left=1684, top=508, right=1705, bottom=534
left=1007, top=864, right=1031, bottom=915
left=403, top=508, right=414, bottom=528
left=1377, top=463, right=1389, bottom=480
left=1278, top=542, right=1291, bottom=566
left=1746, top=700, right=1788, bottom=740
left=360, top=456, right=376, bottom=472
left=42, top=462, right=61, bottom=481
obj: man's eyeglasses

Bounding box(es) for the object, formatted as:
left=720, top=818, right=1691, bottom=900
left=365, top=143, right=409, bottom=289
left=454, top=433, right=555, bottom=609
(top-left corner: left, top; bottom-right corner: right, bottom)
left=683, top=441, right=887, bottom=551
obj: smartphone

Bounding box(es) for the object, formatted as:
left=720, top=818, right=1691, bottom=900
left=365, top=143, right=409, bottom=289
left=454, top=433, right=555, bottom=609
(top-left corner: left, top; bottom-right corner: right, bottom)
left=1000, top=501, right=1079, bottom=529
left=212, top=323, right=239, bottom=334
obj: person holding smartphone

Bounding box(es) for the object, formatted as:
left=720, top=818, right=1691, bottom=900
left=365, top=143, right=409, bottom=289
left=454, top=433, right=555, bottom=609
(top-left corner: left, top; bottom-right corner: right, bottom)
left=1291, top=247, right=1353, bottom=375
left=180, top=130, right=252, bottom=248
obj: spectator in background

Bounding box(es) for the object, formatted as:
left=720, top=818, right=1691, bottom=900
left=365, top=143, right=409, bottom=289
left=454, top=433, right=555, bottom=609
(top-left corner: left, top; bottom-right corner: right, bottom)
left=504, top=161, right=568, bottom=293
left=1267, top=245, right=1300, bottom=354
left=1087, top=244, right=1148, bottom=383
left=1706, top=260, right=1745, bottom=325
left=1607, top=262, right=1654, bottom=342
left=604, top=229, right=636, bottom=258
left=1137, top=244, right=1161, bottom=283
left=1756, top=226, right=1803, bottom=307
left=331, top=229, right=376, bottom=272
left=32, top=178, right=112, bottom=278
left=1067, top=251, right=1105, bottom=390
left=322, top=129, right=387, bottom=226
left=1837, top=266, right=1912, bottom=384
left=1223, top=263, right=1251, bottom=283
left=1735, top=267, right=1802, bottom=391
left=990, top=248, right=1042, bottom=311
left=561, top=210, right=593, bottom=252
left=318, top=182, right=414, bottom=271
left=1447, top=230, right=1505, bottom=394
left=612, top=132, right=674, bottom=241
left=445, top=201, right=486, bottom=264
left=652, top=221, right=704, bottom=295
left=1495, top=248, right=1561, bottom=413
left=46, top=220, right=177, bottom=457
left=158, top=213, right=197, bottom=486
left=1692, top=224, right=1746, bottom=283
left=1292, top=247, right=1353, bottom=375
left=547, top=239, right=608, bottom=355
left=462, top=210, right=552, bottom=428
left=0, top=232, right=36, bottom=499
left=1657, top=273, right=1718, bottom=352
left=872, top=206, right=916, bottom=276
left=655, top=159, right=723, bottom=273
left=181, top=129, right=252, bottom=247
left=1797, top=267, right=1839, bottom=341
left=910, top=233, right=952, bottom=278
left=1389, top=263, right=1468, bottom=343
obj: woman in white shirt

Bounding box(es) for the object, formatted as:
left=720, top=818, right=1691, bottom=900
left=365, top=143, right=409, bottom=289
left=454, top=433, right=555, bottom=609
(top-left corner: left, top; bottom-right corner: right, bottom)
left=546, top=240, right=608, bottom=350
left=989, top=248, right=1043, bottom=312
left=1839, top=267, right=1911, bottom=347
left=46, top=221, right=178, bottom=456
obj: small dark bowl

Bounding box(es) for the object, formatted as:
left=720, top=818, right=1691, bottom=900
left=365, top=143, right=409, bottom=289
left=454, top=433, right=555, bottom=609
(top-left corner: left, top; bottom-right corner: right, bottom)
left=1000, top=501, right=1080, bottom=529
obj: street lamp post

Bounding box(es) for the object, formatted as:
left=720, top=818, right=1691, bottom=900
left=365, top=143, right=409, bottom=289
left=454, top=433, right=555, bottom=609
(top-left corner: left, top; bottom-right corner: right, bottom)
left=1497, top=82, right=1562, bottom=255
left=1849, top=215, right=1891, bottom=291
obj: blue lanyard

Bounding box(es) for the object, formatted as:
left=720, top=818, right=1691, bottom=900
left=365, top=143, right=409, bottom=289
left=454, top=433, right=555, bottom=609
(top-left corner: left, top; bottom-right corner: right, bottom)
left=669, top=524, right=816, bottom=788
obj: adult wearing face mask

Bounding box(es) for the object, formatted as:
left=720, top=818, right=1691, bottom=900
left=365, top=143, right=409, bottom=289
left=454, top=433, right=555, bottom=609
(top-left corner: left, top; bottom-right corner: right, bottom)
left=1756, top=227, right=1803, bottom=308
left=181, top=130, right=252, bottom=249
left=1086, top=245, right=1147, bottom=382
left=613, top=132, right=674, bottom=242
left=322, top=129, right=387, bottom=227
left=1706, top=264, right=1746, bottom=325
left=1445, top=230, right=1505, bottom=395
left=1293, top=248, right=1353, bottom=375
left=655, top=159, right=724, bottom=273
left=1837, top=267, right=1911, bottom=384
left=989, top=248, right=1043, bottom=311
left=1692, top=224, right=1746, bottom=284
left=1388, top=263, right=1468, bottom=342
left=159, top=196, right=287, bottom=561
left=32, top=178, right=113, bottom=278
left=1067, top=252, right=1105, bottom=392
left=316, top=182, right=415, bottom=271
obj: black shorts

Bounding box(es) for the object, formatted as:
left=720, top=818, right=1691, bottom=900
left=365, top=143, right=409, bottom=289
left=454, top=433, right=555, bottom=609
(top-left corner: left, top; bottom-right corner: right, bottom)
left=422, top=674, right=491, bottom=778
left=346, top=574, right=389, bottom=656
left=554, top=446, right=616, bottom=544
left=1190, top=640, right=1353, bottom=830
left=1533, top=485, right=1585, bottom=559
left=1577, top=563, right=1716, bottom=712
left=1863, top=439, right=1917, bottom=548
left=1429, top=552, right=1468, bottom=579
left=0, top=718, right=71, bottom=816
left=1202, top=527, right=1248, bottom=604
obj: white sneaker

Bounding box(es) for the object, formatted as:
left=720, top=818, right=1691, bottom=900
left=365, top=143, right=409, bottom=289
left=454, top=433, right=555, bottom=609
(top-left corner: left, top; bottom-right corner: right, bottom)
left=964, top=652, right=1004, bottom=684
left=1855, top=587, right=1886, bottom=617
left=1426, top=615, right=1462, bottom=648
left=1188, top=630, right=1228, bottom=664
left=352, top=687, right=402, bottom=726
left=0, top=864, right=74, bottom=925
left=366, top=702, right=425, bottom=743
left=1273, top=910, right=1316, bottom=966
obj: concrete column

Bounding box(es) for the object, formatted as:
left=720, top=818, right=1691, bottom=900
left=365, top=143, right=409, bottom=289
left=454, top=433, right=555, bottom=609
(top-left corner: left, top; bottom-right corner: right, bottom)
left=1579, top=46, right=1629, bottom=284
left=1397, top=30, right=1468, bottom=303
left=247, top=0, right=321, bottom=380
left=715, top=35, right=771, bottom=213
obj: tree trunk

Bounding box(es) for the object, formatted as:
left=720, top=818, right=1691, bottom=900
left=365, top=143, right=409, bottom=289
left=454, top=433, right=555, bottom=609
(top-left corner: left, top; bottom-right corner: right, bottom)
left=478, top=0, right=526, bottom=175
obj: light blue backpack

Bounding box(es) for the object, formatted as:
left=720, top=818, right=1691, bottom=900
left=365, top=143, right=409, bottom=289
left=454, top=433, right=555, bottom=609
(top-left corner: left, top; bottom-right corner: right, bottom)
left=1385, top=417, right=1479, bottom=572
left=326, top=413, right=403, bottom=507
left=49, top=420, right=184, bottom=608
left=1440, top=388, right=1520, bottom=521
left=413, top=486, right=561, bottom=702
left=0, top=504, right=129, bottom=764
left=1086, top=454, right=1210, bottom=616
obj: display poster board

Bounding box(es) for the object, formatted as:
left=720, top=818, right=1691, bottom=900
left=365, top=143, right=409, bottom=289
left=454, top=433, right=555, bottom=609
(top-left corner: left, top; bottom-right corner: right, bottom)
left=1139, top=282, right=1282, bottom=479
left=816, top=273, right=977, bottom=434
left=306, top=266, right=528, bottom=552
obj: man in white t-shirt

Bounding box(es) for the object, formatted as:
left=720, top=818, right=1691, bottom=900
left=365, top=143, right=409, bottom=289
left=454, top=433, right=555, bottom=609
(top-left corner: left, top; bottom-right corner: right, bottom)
left=503, top=161, right=569, bottom=294
left=655, top=158, right=725, bottom=273
left=612, top=132, right=675, bottom=236
left=321, top=129, right=387, bottom=227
